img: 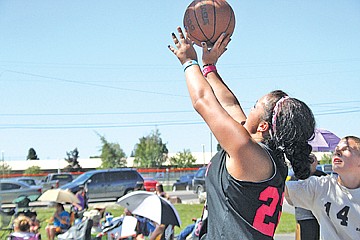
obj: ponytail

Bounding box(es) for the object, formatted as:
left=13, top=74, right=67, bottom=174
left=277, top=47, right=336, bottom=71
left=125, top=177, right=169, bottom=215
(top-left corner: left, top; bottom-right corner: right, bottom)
left=263, top=90, right=315, bottom=180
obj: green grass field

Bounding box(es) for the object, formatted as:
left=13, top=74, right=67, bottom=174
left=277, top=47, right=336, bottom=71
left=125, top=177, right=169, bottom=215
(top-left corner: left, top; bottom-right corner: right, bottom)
left=0, top=203, right=296, bottom=238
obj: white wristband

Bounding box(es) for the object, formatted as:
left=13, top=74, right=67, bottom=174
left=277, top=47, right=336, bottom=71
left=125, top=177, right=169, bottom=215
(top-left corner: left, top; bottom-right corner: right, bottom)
left=183, top=60, right=199, bottom=72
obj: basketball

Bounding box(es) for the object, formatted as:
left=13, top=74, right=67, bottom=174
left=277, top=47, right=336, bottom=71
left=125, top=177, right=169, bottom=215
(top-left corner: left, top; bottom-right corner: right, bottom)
left=183, top=0, right=235, bottom=47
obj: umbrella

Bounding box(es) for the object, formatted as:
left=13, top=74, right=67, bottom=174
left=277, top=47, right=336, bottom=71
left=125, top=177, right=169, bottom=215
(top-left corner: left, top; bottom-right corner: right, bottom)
left=309, top=129, right=340, bottom=152
left=117, top=191, right=181, bottom=227
left=38, top=189, right=80, bottom=204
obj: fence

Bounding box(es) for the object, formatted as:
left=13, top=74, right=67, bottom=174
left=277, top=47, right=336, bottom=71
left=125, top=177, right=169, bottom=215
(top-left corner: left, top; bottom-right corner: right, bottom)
left=0, top=167, right=201, bottom=185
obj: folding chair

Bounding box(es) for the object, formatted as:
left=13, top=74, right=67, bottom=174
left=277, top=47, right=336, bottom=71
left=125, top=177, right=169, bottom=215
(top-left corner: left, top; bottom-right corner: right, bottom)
left=0, top=208, right=15, bottom=237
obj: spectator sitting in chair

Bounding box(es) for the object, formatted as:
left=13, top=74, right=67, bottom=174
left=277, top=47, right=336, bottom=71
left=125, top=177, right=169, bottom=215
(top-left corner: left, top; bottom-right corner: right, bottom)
left=72, top=185, right=86, bottom=212
left=83, top=203, right=107, bottom=234
left=10, top=215, right=39, bottom=240
left=22, top=211, right=40, bottom=234
left=45, top=202, right=70, bottom=240
left=70, top=186, right=87, bottom=225
left=149, top=223, right=174, bottom=240
left=29, top=215, right=40, bottom=234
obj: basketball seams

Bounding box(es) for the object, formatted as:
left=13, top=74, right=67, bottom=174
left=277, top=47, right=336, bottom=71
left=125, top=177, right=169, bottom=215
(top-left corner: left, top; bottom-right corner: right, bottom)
left=188, top=5, right=204, bottom=45
left=194, top=1, right=212, bottom=45
left=222, top=2, right=234, bottom=38
left=212, top=1, right=233, bottom=44
left=209, top=0, right=216, bottom=45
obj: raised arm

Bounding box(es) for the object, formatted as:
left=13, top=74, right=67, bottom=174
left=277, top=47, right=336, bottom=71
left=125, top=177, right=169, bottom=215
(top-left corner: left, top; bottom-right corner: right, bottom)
left=168, top=27, right=272, bottom=181
left=201, top=35, right=246, bottom=125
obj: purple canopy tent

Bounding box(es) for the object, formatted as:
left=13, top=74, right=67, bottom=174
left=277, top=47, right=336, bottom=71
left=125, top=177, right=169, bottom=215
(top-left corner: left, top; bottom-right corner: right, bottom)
left=309, top=129, right=341, bottom=152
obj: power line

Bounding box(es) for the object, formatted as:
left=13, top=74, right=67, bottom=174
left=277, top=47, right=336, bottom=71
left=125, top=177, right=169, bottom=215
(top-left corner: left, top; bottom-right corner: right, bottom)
left=1, top=57, right=360, bottom=68
left=0, top=107, right=359, bottom=130
left=315, top=108, right=360, bottom=116
left=0, top=101, right=359, bottom=117
left=310, top=100, right=360, bottom=106
left=0, top=120, right=205, bottom=129
left=1, top=69, right=188, bottom=98
left=224, top=58, right=360, bottom=68
left=231, top=70, right=359, bottom=80
left=0, top=110, right=194, bottom=117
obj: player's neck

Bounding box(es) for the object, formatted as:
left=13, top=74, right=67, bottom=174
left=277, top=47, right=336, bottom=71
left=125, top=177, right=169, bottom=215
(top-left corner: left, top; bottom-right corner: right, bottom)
left=252, top=132, right=264, bottom=143
left=337, top=174, right=360, bottom=189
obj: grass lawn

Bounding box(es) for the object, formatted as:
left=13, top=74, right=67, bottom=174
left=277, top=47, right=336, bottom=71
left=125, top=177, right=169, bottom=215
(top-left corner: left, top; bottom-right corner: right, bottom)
left=1, top=203, right=296, bottom=238
left=275, top=212, right=296, bottom=234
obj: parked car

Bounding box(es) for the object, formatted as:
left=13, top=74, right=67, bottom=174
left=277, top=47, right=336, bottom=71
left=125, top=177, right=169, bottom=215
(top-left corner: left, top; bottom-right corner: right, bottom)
left=0, top=179, right=42, bottom=204
left=192, top=167, right=207, bottom=196
left=287, top=164, right=337, bottom=182
left=61, top=168, right=144, bottom=201
left=143, top=177, right=158, bottom=192
left=317, top=164, right=337, bottom=176
left=172, top=174, right=194, bottom=191
left=40, top=173, right=73, bottom=191
left=12, top=177, right=38, bottom=186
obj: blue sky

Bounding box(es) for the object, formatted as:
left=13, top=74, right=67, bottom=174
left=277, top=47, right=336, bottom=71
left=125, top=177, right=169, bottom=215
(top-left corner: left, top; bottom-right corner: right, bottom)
left=0, top=0, right=359, bottom=160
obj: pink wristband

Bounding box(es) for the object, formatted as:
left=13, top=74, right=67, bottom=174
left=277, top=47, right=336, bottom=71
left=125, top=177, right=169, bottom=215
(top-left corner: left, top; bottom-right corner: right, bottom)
left=202, top=65, right=217, bottom=77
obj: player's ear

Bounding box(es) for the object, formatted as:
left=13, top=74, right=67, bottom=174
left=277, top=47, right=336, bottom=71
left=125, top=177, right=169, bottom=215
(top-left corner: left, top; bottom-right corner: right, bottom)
left=257, top=121, right=270, bottom=133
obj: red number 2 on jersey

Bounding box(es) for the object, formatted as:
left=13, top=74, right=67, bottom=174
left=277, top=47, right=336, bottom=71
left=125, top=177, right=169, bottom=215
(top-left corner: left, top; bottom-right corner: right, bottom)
left=253, top=186, right=284, bottom=236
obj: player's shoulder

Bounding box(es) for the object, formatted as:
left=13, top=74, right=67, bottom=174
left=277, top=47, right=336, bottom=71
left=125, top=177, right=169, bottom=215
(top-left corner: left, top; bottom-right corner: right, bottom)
left=316, top=174, right=337, bottom=183
left=287, top=174, right=333, bottom=189
left=306, top=174, right=339, bottom=191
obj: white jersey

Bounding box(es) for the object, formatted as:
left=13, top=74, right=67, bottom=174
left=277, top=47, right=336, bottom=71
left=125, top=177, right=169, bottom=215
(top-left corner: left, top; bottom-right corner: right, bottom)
left=286, top=175, right=360, bottom=240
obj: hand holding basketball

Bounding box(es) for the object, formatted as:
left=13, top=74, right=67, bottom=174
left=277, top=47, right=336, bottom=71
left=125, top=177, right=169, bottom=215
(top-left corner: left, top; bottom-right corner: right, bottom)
left=168, top=27, right=198, bottom=65
left=201, top=33, right=230, bottom=66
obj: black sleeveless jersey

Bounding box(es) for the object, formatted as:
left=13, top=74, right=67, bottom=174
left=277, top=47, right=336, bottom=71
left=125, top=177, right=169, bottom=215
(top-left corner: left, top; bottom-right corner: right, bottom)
left=203, top=145, right=288, bottom=239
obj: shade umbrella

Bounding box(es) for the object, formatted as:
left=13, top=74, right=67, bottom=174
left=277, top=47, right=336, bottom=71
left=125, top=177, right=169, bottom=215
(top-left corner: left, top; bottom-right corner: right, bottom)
left=38, top=189, right=80, bottom=204
left=117, top=191, right=181, bottom=227
left=309, top=129, right=340, bottom=152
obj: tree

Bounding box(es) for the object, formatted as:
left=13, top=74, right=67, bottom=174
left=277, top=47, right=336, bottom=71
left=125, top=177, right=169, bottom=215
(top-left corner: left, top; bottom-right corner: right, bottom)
left=320, top=153, right=332, bottom=164
left=133, top=129, right=168, bottom=168
left=169, top=149, right=197, bottom=168
left=27, top=148, right=39, bottom=160
left=64, top=148, right=82, bottom=172
left=99, top=135, right=127, bottom=169
left=24, top=166, right=41, bottom=175
left=0, top=161, right=11, bottom=175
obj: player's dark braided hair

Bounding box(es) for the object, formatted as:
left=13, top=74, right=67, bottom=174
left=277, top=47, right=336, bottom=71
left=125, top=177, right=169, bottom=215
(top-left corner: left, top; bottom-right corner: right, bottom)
left=262, top=90, right=316, bottom=179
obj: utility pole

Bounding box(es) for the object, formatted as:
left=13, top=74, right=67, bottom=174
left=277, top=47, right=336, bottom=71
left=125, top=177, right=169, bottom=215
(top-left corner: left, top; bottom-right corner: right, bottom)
left=210, top=132, right=213, bottom=158
left=202, top=144, right=205, bottom=166
left=1, top=150, right=4, bottom=178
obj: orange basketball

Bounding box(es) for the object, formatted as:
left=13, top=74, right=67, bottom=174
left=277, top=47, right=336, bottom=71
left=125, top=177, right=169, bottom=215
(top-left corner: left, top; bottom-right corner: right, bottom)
left=183, top=0, right=235, bottom=47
